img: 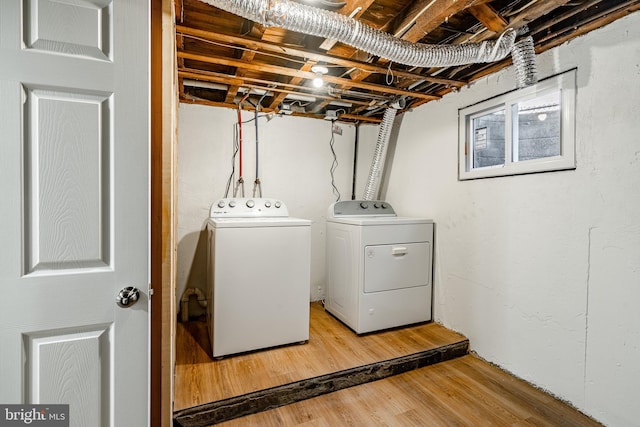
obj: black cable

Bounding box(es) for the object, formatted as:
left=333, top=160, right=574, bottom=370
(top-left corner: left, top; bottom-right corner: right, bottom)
left=351, top=122, right=359, bottom=200
left=224, top=122, right=240, bottom=198
left=329, top=121, right=340, bottom=202
left=240, top=113, right=271, bottom=124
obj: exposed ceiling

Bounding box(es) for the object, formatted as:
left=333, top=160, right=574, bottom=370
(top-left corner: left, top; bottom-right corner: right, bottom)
left=174, top=0, right=640, bottom=123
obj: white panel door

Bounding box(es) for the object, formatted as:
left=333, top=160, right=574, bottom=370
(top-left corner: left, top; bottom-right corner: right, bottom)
left=0, top=1, right=149, bottom=426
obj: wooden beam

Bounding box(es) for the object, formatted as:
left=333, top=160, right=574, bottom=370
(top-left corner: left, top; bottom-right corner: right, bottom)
left=346, top=0, right=475, bottom=105
left=177, top=51, right=441, bottom=100
left=535, top=0, right=640, bottom=48
left=178, top=69, right=375, bottom=108
left=181, top=96, right=278, bottom=112
left=176, top=25, right=465, bottom=87
left=507, top=0, right=574, bottom=31
left=468, top=4, right=508, bottom=33
left=180, top=97, right=381, bottom=124
left=530, top=0, right=603, bottom=36
left=338, top=113, right=381, bottom=123
left=318, top=0, right=376, bottom=51
left=267, top=61, right=315, bottom=110
left=395, top=0, right=477, bottom=42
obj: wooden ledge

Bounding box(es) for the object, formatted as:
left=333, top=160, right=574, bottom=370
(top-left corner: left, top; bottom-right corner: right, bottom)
left=174, top=339, right=468, bottom=427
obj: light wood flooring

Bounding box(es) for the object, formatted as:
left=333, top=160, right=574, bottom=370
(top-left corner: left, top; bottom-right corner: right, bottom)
left=175, top=302, right=600, bottom=426
left=175, top=302, right=465, bottom=410
left=216, top=355, right=602, bottom=427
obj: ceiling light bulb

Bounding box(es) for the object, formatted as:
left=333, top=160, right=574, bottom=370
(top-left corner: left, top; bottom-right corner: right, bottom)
left=311, top=65, right=329, bottom=74
left=313, top=73, right=324, bottom=88
left=538, top=113, right=547, bottom=121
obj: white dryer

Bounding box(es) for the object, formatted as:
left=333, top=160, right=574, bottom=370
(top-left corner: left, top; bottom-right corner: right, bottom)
left=325, top=200, right=433, bottom=334
left=207, top=198, right=311, bottom=358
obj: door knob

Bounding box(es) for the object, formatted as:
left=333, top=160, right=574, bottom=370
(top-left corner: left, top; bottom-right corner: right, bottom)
left=116, top=286, right=140, bottom=308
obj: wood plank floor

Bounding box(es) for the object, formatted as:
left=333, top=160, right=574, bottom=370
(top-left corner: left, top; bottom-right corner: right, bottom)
left=175, top=302, right=600, bottom=426
left=215, top=355, right=602, bottom=427
left=174, top=302, right=466, bottom=410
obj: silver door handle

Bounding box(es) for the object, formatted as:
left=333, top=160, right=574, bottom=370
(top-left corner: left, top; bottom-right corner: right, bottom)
left=116, top=286, right=140, bottom=308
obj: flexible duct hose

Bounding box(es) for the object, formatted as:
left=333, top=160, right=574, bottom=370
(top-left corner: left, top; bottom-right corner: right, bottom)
left=362, top=103, right=400, bottom=201
left=511, top=35, right=538, bottom=88
left=197, top=0, right=534, bottom=72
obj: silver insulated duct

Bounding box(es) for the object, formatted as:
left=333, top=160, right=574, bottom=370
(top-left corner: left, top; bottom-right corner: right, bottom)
left=362, top=101, right=402, bottom=201
left=511, top=35, right=538, bottom=88
left=197, top=0, right=536, bottom=78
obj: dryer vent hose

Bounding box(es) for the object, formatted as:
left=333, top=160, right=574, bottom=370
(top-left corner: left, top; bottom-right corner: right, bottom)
left=362, top=102, right=401, bottom=201
left=196, top=0, right=537, bottom=86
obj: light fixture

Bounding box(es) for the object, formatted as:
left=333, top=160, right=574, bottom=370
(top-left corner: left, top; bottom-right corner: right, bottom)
left=537, top=113, right=547, bottom=121
left=311, top=64, right=328, bottom=88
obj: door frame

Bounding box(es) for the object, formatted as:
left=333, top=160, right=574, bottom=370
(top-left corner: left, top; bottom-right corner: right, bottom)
left=151, top=0, right=177, bottom=425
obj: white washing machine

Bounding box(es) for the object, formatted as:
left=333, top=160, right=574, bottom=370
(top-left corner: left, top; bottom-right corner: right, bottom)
left=325, top=200, right=433, bottom=334
left=207, top=198, right=311, bottom=358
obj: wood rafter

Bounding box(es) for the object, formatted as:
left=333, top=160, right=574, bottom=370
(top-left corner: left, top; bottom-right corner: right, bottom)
left=179, top=68, right=377, bottom=108
left=468, top=3, right=508, bottom=33
left=318, top=0, right=476, bottom=114
left=176, top=0, right=640, bottom=121
left=389, top=0, right=477, bottom=42
left=176, top=26, right=465, bottom=87
left=178, top=50, right=441, bottom=100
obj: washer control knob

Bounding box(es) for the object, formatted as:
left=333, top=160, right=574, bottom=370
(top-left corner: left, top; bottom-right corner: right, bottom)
left=264, top=201, right=271, bottom=208
left=374, top=203, right=381, bottom=208
left=217, top=200, right=226, bottom=208
left=246, top=200, right=255, bottom=208
left=274, top=201, right=282, bottom=208
left=228, top=200, right=236, bottom=208
left=381, top=202, right=388, bottom=209
left=360, top=202, right=369, bottom=209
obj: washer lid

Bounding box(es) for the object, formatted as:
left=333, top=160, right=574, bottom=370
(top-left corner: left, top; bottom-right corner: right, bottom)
left=208, top=217, right=311, bottom=228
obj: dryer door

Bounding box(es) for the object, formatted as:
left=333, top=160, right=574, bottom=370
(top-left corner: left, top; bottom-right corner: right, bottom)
left=364, top=242, right=431, bottom=293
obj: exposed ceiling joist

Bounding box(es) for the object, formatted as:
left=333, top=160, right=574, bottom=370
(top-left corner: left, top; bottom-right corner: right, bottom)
left=177, top=0, right=640, bottom=122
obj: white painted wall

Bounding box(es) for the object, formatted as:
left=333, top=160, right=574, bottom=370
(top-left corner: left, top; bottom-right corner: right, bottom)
left=177, top=12, right=640, bottom=425
left=384, top=12, right=640, bottom=426
left=177, top=105, right=377, bottom=315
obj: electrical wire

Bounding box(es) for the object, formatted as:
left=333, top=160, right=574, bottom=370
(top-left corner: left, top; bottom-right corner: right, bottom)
left=239, top=113, right=272, bottom=124
left=233, top=92, right=252, bottom=197
left=224, top=122, right=240, bottom=198
left=328, top=121, right=340, bottom=202
left=253, top=92, right=269, bottom=198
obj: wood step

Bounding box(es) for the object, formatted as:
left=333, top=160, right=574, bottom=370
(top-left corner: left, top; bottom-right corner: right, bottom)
left=174, top=302, right=601, bottom=427
left=173, top=340, right=468, bottom=426
left=174, top=302, right=468, bottom=426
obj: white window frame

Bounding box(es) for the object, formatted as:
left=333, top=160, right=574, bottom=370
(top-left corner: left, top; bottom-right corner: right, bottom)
left=458, top=69, right=576, bottom=180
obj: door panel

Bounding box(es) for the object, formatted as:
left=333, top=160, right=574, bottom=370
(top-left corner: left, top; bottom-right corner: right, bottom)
left=24, top=87, right=112, bottom=273
left=0, top=1, right=149, bottom=426
left=364, top=242, right=431, bottom=293
left=24, top=325, right=112, bottom=426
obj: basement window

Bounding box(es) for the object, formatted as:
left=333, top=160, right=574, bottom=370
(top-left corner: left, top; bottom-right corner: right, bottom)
left=458, top=70, right=576, bottom=180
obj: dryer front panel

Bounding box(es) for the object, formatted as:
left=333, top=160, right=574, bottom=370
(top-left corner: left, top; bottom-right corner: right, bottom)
left=364, top=242, right=431, bottom=293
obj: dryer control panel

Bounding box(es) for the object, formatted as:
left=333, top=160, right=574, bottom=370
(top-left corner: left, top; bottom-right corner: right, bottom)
left=329, top=200, right=396, bottom=218
left=210, top=198, right=289, bottom=218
